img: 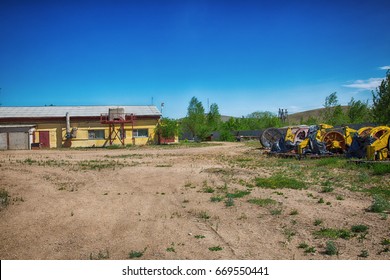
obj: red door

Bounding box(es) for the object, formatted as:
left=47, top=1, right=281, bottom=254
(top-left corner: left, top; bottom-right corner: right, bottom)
left=39, top=131, right=50, bottom=148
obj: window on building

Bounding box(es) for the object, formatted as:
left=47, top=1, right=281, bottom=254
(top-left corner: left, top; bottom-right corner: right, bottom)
left=133, top=129, right=148, bottom=138
left=88, top=130, right=105, bottom=139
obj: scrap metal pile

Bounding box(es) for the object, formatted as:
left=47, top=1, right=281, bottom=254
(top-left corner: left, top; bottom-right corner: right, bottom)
left=260, top=124, right=390, bottom=161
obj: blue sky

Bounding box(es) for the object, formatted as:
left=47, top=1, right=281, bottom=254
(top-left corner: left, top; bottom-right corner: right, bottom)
left=0, top=0, right=389, bottom=119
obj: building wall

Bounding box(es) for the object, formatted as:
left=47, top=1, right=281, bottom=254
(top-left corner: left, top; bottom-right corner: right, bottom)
left=32, top=118, right=159, bottom=148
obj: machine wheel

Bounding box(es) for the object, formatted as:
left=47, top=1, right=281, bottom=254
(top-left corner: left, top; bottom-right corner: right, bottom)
left=260, top=128, right=283, bottom=148
left=322, top=131, right=346, bottom=153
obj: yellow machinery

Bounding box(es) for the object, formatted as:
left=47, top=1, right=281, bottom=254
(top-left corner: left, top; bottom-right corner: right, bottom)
left=297, top=124, right=374, bottom=155
left=297, top=124, right=333, bottom=155
left=366, top=126, right=390, bottom=160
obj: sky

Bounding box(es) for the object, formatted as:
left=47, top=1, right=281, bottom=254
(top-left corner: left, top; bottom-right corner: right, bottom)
left=0, top=0, right=389, bottom=119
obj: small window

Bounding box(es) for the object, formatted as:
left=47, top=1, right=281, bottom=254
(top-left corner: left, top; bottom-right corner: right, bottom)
left=88, top=130, right=105, bottom=139
left=133, top=129, right=148, bottom=138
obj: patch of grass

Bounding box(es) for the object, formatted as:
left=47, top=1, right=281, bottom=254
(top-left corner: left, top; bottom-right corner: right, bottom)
left=314, top=219, right=323, bottom=226
left=304, top=246, right=316, bottom=254
left=24, top=158, right=37, bottom=165
left=128, top=248, right=147, bottom=259
left=289, top=209, right=299, bottom=215
left=318, top=198, right=325, bottom=204
left=283, top=228, right=296, bottom=242
left=255, top=174, right=307, bottom=190
left=314, top=228, right=351, bottom=240
left=270, top=208, right=282, bottom=215
left=225, top=197, right=235, bottom=207
left=315, top=157, right=343, bottom=167
left=77, top=159, right=126, bottom=170
left=358, top=250, right=369, bottom=258
left=369, top=195, right=390, bottom=213
left=247, top=198, right=277, bottom=207
left=372, top=164, right=390, bottom=175
left=226, top=190, right=251, bottom=198
left=380, top=239, right=390, bottom=246
left=321, top=185, right=334, bottom=193
left=0, top=189, right=9, bottom=208
left=210, top=196, right=224, bottom=202
left=351, top=224, right=369, bottom=233
left=194, top=235, right=205, bottom=239
left=198, top=211, right=210, bottom=220
left=324, top=240, right=338, bottom=256
left=208, top=246, right=223, bottom=251
left=202, top=186, right=215, bottom=193
left=336, top=195, right=344, bottom=200
left=156, top=164, right=173, bottom=167
left=166, top=247, right=175, bottom=253
left=298, top=243, right=309, bottom=249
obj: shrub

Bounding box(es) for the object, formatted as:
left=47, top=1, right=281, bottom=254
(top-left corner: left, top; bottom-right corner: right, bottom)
left=351, top=224, right=369, bottom=233
left=369, top=195, right=390, bottom=213
left=325, top=241, right=338, bottom=256
left=0, top=189, right=9, bottom=208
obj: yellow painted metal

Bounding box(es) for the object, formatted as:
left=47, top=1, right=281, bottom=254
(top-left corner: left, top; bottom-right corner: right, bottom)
left=367, top=127, right=390, bottom=160
left=285, top=127, right=295, bottom=143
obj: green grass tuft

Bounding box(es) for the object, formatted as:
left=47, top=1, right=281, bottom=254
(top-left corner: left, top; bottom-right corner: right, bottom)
left=255, top=174, right=307, bottom=190
left=314, top=228, right=351, bottom=239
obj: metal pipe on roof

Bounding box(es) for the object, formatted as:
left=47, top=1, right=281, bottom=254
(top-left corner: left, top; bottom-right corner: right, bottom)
left=66, top=112, right=71, bottom=139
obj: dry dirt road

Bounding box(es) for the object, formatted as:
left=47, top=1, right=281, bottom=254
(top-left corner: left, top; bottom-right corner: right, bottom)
left=0, top=142, right=389, bottom=260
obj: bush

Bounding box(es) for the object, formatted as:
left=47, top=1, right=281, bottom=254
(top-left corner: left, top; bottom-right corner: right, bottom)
left=369, top=195, right=390, bottom=213
left=325, top=241, right=338, bottom=256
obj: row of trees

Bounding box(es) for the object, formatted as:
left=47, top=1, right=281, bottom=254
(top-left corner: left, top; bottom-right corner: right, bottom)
left=158, top=70, right=390, bottom=141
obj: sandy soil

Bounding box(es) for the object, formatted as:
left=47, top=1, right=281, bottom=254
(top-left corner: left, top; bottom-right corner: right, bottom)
left=0, top=142, right=389, bottom=260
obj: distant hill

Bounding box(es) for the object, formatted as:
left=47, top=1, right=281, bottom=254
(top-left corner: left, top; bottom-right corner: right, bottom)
left=287, top=106, right=349, bottom=124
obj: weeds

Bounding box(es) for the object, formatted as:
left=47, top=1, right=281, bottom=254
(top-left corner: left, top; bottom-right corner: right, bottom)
left=314, top=228, right=351, bottom=239
left=128, top=248, right=147, bottom=259
left=225, top=197, right=235, bottom=207
left=255, top=174, right=307, bottom=190
left=194, top=235, right=205, bottom=239
left=369, top=195, right=390, bottom=213
left=210, top=196, right=224, bottom=202
left=372, top=164, right=390, bottom=175
left=0, top=189, right=9, bottom=208
left=208, top=246, right=223, bottom=251
left=351, top=224, right=369, bottom=233
left=321, top=185, right=334, bottom=193
left=324, top=241, right=338, bottom=256
left=314, top=219, right=323, bottom=226
left=358, top=250, right=369, bottom=258
left=198, top=211, right=210, bottom=220
left=226, top=190, right=251, bottom=198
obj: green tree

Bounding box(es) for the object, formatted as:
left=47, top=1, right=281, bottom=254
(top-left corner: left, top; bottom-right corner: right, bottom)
left=322, top=92, right=347, bottom=125
left=372, top=71, right=390, bottom=125
left=155, top=118, right=178, bottom=140
left=182, top=97, right=207, bottom=140
left=207, top=103, right=221, bottom=131
left=347, top=98, right=371, bottom=124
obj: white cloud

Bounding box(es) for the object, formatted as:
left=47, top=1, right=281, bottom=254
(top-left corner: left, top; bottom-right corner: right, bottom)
left=379, top=66, right=390, bottom=70
left=343, top=78, right=383, bottom=90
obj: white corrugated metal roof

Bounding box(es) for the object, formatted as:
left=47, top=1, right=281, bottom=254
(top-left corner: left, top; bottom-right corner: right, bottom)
left=0, top=106, right=161, bottom=118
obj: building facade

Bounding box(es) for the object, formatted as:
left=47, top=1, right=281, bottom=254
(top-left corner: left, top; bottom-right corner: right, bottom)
left=0, top=106, right=162, bottom=149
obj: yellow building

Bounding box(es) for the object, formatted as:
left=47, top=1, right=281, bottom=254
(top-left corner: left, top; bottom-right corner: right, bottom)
left=0, top=106, right=161, bottom=149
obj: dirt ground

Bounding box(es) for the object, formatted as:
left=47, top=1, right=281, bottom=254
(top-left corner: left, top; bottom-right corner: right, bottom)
left=0, top=142, right=389, bottom=260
